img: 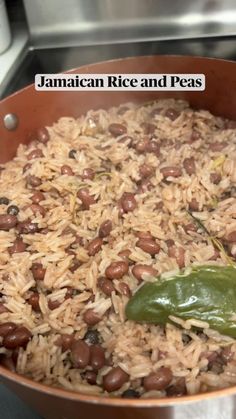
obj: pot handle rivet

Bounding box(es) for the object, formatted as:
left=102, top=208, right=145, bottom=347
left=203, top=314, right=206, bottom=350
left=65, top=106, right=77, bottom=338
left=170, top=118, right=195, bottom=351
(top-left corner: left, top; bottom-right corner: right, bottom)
left=3, top=113, right=18, bottom=131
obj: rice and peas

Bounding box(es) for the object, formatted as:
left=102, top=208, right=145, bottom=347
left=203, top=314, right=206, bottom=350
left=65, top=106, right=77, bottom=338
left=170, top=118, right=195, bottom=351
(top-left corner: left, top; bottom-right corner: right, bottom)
left=0, top=99, right=236, bottom=398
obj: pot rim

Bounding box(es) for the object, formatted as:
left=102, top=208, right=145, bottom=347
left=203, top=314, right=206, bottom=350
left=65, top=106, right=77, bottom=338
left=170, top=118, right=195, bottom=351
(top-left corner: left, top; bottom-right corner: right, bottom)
left=1, top=53, right=236, bottom=406
left=1, top=53, right=236, bottom=104
left=1, top=364, right=236, bottom=406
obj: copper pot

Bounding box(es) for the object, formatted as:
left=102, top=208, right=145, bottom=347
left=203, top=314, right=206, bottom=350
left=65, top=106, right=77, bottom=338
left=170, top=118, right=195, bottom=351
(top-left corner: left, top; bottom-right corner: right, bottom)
left=0, top=55, right=236, bottom=419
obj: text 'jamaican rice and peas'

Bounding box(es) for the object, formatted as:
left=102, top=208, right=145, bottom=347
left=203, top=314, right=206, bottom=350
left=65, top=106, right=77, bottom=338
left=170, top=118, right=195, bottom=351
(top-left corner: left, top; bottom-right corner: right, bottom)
left=35, top=74, right=205, bottom=90
left=0, top=99, right=236, bottom=398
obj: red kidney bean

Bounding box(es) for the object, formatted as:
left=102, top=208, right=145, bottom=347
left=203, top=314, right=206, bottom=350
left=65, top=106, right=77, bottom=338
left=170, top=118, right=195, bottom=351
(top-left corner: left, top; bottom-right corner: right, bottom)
left=3, top=326, right=32, bottom=349
left=108, top=123, right=127, bottom=137
left=135, top=137, right=149, bottom=153
left=36, top=127, right=49, bottom=144
left=8, top=238, right=27, bottom=254
left=28, top=292, right=40, bottom=312
left=136, top=179, right=153, bottom=193
left=77, top=188, right=96, bottom=210
left=209, top=142, right=227, bottom=152
left=0, top=322, right=17, bottom=337
left=27, top=149, right=44, bottom=160
left=87, top=237, right=103, bottom=256
left=136, top=231, right=153, bottom=240
left=166, top=239, right=175, bottom=248
left=98, top=220, right=112, bottom=238
left=31, top=191, right=45, bottom=204
left=48, top=299, right=61, bottom=310
left=118, top=249, right=131, bottom=261
left=202, top=350, right=217, bottom=362
left=0, top=355, right=16, bottom=372
left=98, top=277, right=115, bottom=296
left=136, top=238, right=160, bottom=256
left=29, top=204, right=46, bottom=217
left=0, top=303, right=9, bottom=314
left=70, top=340, right=90, bottom=369
left=165, top=108, right=180, bottom=121
left=150, top=107, right=163, bottom=117
left=183, top=157, right=196, bottom=175
left=84, top=370, right=97, bottom=385
left=61, top=165, right=74, bottom=176
left=139, top=164, right=154, bottom=178
left=63, top=225, right=76, bottom=235
left=210, top=172, right=221, bottom=184
left=146, top=141, right=160, bottom=156
left=0, top=214, right=17, bottom=231
left=160, top=166, right=182, bottom=178
left=26, top=175, right=42, bottom=187
left=83, top=309, right=102, bottom=326
left=132, top=264, right=158, bottom=281
left=138, top=277, right=160, bottom=296
left=17, top=220, right=39, bottom=234
left=103, top=366, right=129, bottom=392
left=64, top=287, right=74, bottom=300
left=141, top=122, right=156, bottom=135
left=143, top=368, right=173, bottom=391
left=120, top=192, right=137, bottom=213
left=90, top=345, right=105, bottom=371
left=188, top=198, right=199, bottom=211
left=69, top=259, right=81, bottom=273
left=23, top=163, right=31, bottom=173
left=168, top=246, right=185, bottom=268
left=105, top=261, right=129, bottom=280
left=202, top=350, right=218, bottom=364
left=31, top=263, right=46, bottom=280
left=81, top=168, right=95, bottom=180
left=105, top=355, right=113, bottom=367
left=72, top=234, right=84, bottom=246
left=221, top=345, right=234, bottom=364
left=117, top=201, right=125, bottom=217
left=56, top=334, right=75, bottom=352
left=118, top=282, right=131, bottom=298
left=226, top=231, right=236, bottom=242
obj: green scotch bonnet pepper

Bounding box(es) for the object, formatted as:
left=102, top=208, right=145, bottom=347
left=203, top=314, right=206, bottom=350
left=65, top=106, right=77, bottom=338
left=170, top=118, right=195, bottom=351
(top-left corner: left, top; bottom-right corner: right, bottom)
left=125, top=265, right=236, bottom=337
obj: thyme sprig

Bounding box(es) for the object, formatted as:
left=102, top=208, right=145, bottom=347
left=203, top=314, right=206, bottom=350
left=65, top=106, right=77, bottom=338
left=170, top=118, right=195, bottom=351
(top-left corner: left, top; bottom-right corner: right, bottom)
left=187, top=210, right=235, bottom=266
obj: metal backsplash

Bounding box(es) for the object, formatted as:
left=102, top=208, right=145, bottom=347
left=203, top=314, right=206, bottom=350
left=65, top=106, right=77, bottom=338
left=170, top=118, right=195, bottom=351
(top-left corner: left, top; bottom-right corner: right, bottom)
left=23, top=0, right=236, bottom=48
